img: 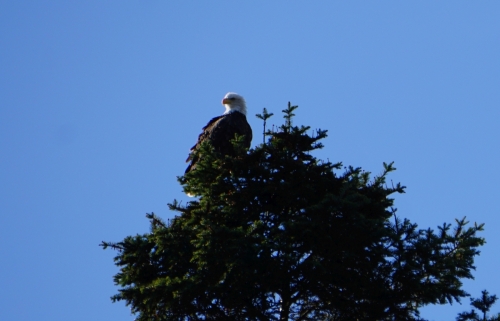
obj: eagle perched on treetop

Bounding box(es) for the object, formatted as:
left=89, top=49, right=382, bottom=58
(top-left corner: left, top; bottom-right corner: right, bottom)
left=185, top=92, right=253, bottom=174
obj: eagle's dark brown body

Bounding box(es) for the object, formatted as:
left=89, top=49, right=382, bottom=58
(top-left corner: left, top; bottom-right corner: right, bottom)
left=185, top=111, right=252, bottom=173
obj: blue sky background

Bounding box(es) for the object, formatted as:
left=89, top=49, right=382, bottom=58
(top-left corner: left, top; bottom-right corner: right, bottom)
left=1, top=2, right=499, bottom=320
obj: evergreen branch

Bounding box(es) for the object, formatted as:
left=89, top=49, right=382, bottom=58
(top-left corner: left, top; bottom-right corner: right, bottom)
left=256, top=108, right=274, bottom=144
left=146, top=212, right=167, bottom=229
left=100, top=241, right=124, bottom=251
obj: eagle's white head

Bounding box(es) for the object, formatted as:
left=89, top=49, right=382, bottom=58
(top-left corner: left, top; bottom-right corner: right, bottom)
left=222, top=92, right=247, bottom=115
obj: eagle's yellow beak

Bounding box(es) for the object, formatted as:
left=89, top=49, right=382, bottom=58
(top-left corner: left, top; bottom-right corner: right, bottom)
left=222, top=98, right=231, bottom=105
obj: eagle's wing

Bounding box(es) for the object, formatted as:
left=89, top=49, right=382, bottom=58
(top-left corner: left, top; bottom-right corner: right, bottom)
left=185, top=113, right=252, bottom=174
left=185, top=115, right=224, bottom=173
left=209, top=112, right=252, bottom=154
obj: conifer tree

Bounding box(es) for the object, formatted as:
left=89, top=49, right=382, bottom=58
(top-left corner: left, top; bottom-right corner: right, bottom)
left=102, top=103, right=486, bottom=321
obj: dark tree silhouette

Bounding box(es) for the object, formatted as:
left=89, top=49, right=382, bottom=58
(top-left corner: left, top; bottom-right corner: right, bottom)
left=102, top=103, right=486, bottom=321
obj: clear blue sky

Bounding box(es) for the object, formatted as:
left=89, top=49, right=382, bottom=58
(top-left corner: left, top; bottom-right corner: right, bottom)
left=1, top=2, right=499, bottom=320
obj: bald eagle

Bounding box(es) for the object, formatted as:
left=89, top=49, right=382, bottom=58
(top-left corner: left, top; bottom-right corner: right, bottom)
left=185, top=92, right=253, bottom=174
